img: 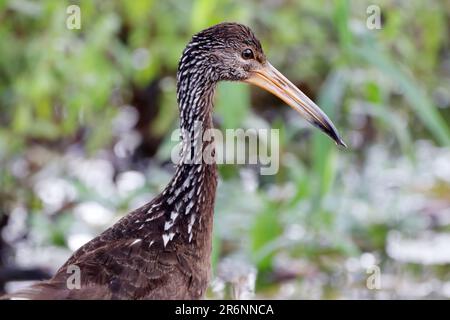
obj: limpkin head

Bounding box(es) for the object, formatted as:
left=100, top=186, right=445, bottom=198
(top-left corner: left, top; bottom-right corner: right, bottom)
left=178, top=22, right=346, bottom=146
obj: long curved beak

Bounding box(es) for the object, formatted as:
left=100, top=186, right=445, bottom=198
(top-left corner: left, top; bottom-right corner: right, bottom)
left=244, top=62, right=346, bottom=147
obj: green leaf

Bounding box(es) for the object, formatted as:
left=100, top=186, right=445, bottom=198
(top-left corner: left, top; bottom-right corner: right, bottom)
left=355, top=41, right=450, bottom=146
left=251, top=201, right=282, bottom=271
left=216, top=82, right=250, bottom=129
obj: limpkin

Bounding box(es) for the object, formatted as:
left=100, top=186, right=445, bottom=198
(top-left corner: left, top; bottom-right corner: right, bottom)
left=4, top=22, right=344, bottom=300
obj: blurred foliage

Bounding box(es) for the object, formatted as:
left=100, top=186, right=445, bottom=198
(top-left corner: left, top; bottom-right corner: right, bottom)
left=1, top=0, right=450, bottom=298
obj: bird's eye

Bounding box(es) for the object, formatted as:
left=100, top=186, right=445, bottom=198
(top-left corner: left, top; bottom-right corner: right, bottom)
left=241, top=49, right=254, bottom=60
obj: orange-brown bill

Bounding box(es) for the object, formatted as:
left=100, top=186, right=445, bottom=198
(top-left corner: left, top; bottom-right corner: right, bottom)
left=244, top=62, right=346, bottom=147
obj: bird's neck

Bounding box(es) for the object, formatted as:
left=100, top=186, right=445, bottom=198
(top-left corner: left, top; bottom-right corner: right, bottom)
left=158, top=74, right=218, bottom=245
left=175, top=72, right=218, bottom=182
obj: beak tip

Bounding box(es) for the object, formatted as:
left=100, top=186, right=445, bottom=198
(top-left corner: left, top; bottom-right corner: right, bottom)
left=322, top=123, right=347, bottom=148
left=336, top=137, right=347, bottom=148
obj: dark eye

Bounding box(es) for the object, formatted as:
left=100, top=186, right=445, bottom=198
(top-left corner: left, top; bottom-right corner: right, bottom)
left=241, top=49, right=254, bottom=60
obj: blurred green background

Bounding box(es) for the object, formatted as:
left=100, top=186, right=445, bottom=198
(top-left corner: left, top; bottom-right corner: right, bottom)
left=1, top=0, right=450, bottom=299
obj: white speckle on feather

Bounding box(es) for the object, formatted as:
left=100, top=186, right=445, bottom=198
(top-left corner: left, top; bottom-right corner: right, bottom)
left=185, top=201, right=195, bottom=214
left=188, top=214, right=196, bottom=234
left=162, top=232, right=176, bottom=247
left=162, top=234, right=170, bottom=247
left=147, top=203, right=161, bottom=214
left=145, top=211, right=164, bottom=222
left=164, top=220, right=174, bottom=231
left=170, top=211, right=179, bottom=221
left=182, top=175, right=192, bottom=189
left=167, top=196, right=176, bottom=205
left=131, top=239, right=142, bottom=246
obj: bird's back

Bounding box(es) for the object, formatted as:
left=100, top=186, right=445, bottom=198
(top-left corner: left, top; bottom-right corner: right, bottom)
left=3, top=197, right=214, bottom=300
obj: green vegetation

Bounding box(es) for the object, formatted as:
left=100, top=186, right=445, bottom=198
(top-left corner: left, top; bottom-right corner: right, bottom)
left=1, top=0, right=449, bottom=298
